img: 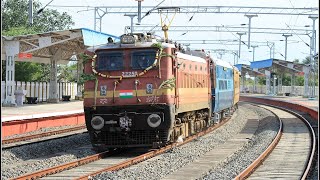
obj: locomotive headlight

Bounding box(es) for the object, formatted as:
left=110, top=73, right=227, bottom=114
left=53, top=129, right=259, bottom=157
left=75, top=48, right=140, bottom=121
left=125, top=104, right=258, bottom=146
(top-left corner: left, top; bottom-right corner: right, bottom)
left=147, top=114, right=161, bottom=128
left=91, top=116, right=104, bottom=130
left=121, top=35, right=135, bottom=44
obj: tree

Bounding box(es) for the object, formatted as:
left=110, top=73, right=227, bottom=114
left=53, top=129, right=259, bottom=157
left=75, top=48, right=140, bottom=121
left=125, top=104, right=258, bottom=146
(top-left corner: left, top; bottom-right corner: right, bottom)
left=2, top=0, right=74, bottom=32
left=293, top=59, right=299, bottom=63
left=302, top=56, right=311, bottom=65
left=57, top=64, right=78, bottom=82
left=2, top=0, right=75, bottom=82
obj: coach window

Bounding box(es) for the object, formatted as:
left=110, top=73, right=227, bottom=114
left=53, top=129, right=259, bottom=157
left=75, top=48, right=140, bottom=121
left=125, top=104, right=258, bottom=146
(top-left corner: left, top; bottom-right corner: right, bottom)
left=189, top=64, right=192, bottom=71
left=183, top=63, right=186, bottom=70
left=195, top=65, right=197, bottom=71
left=200, top=66, right=202, bottom=71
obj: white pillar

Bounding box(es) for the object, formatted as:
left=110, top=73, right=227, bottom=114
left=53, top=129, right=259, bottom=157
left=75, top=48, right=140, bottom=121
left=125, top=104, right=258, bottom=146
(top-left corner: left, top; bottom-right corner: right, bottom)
left=77, top=55, right=83, bottom=97
left=3, top=41, right=20, bottom=106
left=303, top=66, right=310, bottom=97
left=47, top=48, right=62, bottom=103
left=291, top=74, right=295, bottom=95
left=273, top=75, right=277, bottom=95
left=265, top=70, right=271, bottom=95
left=277, top=74, right=282, bottom=94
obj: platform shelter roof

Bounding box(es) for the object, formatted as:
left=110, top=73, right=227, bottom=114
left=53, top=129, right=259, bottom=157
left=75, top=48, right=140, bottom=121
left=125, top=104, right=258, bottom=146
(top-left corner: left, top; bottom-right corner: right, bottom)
left=249, top=58, right=307, bottom=75
left=1, top=28, right=119, bottom=65
left=235, top=64, right=265, bottom=77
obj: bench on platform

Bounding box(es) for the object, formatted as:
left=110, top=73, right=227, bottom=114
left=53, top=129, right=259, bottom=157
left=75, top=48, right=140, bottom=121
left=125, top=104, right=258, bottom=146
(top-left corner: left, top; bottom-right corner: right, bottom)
left=26, top=97, right=38, bottom=104
left=62, top=95, right=71, bottom=101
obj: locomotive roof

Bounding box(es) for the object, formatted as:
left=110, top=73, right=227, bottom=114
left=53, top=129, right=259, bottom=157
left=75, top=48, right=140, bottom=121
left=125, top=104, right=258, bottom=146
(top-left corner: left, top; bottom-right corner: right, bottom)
left=176, top=52, right=207, bottom=63
left=211, top=57, right=234, bottom=69
left=86, top=41, right=175, bottom=52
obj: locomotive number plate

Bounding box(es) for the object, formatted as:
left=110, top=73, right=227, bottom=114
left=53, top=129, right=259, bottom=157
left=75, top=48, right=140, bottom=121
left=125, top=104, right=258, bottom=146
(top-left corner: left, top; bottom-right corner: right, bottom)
left=122, top=71, right=138, bottom=77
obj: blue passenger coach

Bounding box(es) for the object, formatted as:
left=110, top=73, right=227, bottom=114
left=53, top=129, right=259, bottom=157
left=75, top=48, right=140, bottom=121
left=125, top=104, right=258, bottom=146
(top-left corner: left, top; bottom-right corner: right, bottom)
left=211, top=58, right=234, bottom=120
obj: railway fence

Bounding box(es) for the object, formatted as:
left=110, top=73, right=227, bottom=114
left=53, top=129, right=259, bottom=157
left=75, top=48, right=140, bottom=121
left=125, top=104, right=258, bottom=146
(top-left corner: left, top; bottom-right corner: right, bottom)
left=1, top=81, right=83, bottom=103
left=241, top=85, right=318, bottom=96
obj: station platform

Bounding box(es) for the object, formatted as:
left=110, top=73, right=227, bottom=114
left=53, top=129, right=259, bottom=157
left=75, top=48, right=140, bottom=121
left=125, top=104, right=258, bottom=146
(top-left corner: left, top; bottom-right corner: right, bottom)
left=241, top=93, right=319, bottom=112
left=1, top=100, right=84, bottom=122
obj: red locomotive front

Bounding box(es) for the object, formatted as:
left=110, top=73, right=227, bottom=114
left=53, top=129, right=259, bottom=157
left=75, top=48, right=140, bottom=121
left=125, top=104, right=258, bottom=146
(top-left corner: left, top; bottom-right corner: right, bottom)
left=83, top=33, right=211, bottom=150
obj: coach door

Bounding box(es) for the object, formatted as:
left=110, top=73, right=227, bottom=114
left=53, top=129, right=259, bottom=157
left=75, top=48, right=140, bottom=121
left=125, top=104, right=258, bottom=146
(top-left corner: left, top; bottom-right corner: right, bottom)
left=210, top=62, right=216, bottom=110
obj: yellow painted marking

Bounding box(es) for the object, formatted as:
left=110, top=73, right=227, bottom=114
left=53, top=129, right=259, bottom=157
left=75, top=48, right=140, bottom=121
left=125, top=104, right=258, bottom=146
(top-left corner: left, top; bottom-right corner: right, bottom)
left=84, top=88, right=175, bottom=98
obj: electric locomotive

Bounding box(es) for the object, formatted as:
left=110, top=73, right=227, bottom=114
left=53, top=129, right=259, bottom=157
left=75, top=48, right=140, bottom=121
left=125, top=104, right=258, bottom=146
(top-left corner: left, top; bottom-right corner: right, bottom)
left=83, top=33, right=240, bottom=150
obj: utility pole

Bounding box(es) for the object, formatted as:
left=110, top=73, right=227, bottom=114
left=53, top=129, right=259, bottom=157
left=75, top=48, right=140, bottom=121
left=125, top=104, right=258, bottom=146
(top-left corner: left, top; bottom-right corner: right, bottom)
left=244, top=14, right=258, bottom=49
left=29, top=0, right=33, bottom=25
left=308, top=15, right=318, bottom=99
left=124, top=14, right=137, bottom=33
left=267, top=41, right=275, bottom=59
left=136, top=0, right=144, bottom=24
left=251, top=45, right=258, bottom=93
left=236, top=32, right=246, bottom=60
left=251, top=45, right=259, bottom=62
left=282, top=34, right=292, bottom=61
left=232, top=51, right=238, bottom=65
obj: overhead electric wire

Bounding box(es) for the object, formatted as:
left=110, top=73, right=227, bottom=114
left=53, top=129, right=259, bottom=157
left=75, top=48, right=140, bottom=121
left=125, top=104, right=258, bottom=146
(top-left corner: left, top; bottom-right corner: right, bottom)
left=37, top=0, right=54, bottom=14
left=285, top=23, right=310, bottom=47
left=141, top=0, right=166, bottom=20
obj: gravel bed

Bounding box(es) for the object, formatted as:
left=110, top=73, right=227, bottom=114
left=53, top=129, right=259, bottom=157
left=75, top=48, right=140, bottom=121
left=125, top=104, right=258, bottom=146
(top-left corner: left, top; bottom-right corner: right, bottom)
left=201, top=104, right=279, bottom=179
left=1, top=133, right=94, bottom=179
left=93, top=102, right=261, bottom=180
left=3, top=124, right=85, bottom=140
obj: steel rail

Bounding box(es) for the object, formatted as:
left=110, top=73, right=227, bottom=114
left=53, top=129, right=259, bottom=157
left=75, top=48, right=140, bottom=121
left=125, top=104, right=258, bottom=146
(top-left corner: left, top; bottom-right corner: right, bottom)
left=2, top=125, right=86, bottom=145
left=75, top=117, right=231, bottom=180
left=235, top=101, right=316, bottom=180
left=234, top=104, right=283, bottom=180
left=10, top=149, right=121, bottom=180
left=11, top=115, right=231, bottom=180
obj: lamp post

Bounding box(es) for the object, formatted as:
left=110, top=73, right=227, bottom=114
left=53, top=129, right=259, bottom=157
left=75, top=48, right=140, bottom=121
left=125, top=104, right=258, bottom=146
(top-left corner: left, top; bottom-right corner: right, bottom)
left=282, top=34, right=292, bottom=61
left=244, top=14, right=258, bottom=49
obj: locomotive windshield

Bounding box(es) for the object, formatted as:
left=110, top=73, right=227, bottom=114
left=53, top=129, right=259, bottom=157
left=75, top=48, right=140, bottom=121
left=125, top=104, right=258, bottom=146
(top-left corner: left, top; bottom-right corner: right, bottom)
left=131, top=50, right=157, bottom=70
left=96, top=52, right=123, bottom=71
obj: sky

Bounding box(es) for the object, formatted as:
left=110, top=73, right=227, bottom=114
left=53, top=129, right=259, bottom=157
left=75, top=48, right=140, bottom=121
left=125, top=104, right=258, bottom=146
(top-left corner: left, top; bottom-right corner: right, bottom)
left=41, top=0, right=319, bottom=65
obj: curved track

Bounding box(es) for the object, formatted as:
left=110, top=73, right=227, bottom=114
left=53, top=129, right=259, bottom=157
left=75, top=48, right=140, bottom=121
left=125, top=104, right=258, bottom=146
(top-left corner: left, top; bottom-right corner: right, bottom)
left=235, top=104, right=316, bottom=180
left=12, top=116, right=231, bottom=180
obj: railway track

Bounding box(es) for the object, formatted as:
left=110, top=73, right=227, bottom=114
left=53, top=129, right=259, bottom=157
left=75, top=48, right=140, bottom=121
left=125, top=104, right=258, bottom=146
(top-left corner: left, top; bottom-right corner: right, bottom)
left=235, top=104, right=316, bottom=179
left=11, top=116, right=231, bottom=180
left=2, top=125, right=87, bottom=149
left=7, top=102, right=316, bottom=180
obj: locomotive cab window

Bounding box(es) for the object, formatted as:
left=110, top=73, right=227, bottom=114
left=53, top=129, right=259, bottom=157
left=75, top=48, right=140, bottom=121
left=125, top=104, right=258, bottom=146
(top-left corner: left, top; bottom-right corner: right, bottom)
left=96, top=52, right=123, bottom=71
left=131, top=50, right=157, bottom=70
